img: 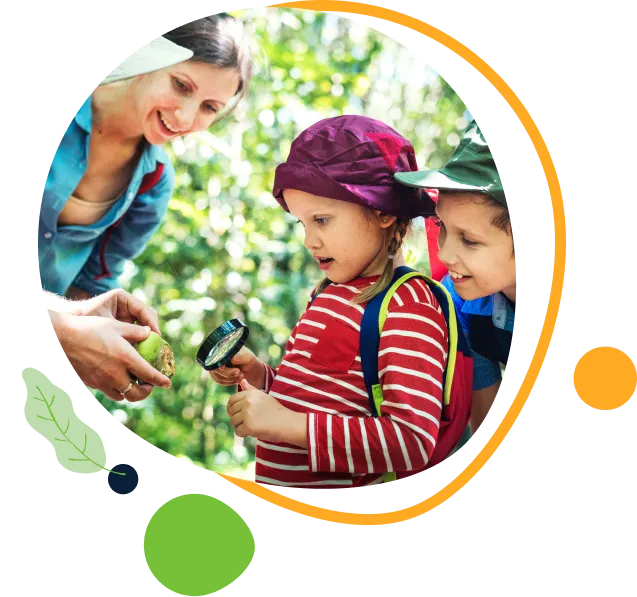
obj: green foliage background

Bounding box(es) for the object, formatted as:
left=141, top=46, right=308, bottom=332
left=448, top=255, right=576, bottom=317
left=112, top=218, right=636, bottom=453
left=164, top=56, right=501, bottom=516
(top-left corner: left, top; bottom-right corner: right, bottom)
left=96, top=8, right=470, bottom=479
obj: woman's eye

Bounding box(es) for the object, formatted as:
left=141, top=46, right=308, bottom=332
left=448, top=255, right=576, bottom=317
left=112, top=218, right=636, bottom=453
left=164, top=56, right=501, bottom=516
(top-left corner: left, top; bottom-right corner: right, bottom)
left=173, top=78, right=188, bottom=92
left=203, top=103, right=218, bottom=114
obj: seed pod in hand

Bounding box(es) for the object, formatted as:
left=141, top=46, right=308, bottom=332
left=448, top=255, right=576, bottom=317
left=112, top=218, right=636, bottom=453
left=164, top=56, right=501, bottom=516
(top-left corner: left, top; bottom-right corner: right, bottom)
left=135, top=331, right=176, bottom=378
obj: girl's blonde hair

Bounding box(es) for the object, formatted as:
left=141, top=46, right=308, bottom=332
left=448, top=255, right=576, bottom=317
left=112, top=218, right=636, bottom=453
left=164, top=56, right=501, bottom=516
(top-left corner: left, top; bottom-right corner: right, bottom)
left=311, top=212, right=413, bottom=306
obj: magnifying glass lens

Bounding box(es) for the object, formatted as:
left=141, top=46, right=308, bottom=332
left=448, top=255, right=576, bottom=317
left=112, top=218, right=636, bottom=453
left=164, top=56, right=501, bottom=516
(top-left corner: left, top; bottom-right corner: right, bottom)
left=205, top=327, right=245, bottom=367
left=197, top=319, right=249, bottom=371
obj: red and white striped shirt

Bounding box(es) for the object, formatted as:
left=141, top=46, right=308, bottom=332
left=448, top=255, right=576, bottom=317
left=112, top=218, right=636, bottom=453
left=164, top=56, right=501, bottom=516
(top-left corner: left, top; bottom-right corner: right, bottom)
left=255, top=274, right=448, bottom=488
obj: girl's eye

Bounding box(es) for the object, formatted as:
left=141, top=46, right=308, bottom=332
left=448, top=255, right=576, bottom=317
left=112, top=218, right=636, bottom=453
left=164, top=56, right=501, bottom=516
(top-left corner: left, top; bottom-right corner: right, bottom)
left=461, top=235, right=479, bottom=247
left=315, top=217, right=329, bottom=226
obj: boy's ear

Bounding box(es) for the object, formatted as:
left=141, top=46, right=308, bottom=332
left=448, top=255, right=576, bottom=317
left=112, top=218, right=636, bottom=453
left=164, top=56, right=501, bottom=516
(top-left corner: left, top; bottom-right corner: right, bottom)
left=374, top=211, right=397, bottom=229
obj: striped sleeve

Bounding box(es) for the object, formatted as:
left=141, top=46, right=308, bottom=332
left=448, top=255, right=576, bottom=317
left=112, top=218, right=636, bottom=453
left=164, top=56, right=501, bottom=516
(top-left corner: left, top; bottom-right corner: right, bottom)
left=308, top=300, right=448, bottom=474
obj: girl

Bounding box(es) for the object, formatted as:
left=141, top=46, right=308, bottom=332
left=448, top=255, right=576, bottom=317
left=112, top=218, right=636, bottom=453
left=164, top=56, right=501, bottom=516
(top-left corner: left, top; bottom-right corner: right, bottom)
left=211, top=115, right=451, bottom=488
left=40, top=14, right=253, bottom=300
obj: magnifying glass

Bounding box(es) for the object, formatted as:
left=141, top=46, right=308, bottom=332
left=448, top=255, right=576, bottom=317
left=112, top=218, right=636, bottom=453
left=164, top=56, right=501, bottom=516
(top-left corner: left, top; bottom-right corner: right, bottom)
left=196, top=319, right=250, bottom=371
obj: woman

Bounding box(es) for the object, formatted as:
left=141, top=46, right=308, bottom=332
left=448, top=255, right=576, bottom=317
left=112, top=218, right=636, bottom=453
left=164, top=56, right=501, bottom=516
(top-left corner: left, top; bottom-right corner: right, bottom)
left=39, top=14, right=253, bottom=299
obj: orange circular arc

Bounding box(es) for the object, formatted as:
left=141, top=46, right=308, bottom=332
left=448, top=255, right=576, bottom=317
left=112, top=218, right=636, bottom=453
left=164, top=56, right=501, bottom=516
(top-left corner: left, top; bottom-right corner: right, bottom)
left=215, top=0, right=566, bottom=526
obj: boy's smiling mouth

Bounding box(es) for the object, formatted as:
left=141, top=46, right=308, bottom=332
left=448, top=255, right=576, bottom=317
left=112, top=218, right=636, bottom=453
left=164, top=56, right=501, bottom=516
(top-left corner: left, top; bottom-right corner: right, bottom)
left=449, top=270, right=471, bottom=282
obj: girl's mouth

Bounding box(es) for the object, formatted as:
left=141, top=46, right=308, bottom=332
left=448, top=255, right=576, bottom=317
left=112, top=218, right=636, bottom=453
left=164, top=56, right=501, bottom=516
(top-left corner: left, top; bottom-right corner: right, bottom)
left=315, top=257, right=334, bottom=271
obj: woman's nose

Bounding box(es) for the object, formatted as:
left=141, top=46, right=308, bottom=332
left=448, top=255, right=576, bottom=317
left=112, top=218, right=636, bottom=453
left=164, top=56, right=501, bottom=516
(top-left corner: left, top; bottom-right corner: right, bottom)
left=174, top=102, right=198, bottom=130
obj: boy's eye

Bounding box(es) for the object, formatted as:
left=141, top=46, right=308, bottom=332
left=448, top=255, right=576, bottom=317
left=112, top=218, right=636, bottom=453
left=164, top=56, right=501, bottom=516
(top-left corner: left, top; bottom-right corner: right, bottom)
left=461, top=235, right=479, bottom=247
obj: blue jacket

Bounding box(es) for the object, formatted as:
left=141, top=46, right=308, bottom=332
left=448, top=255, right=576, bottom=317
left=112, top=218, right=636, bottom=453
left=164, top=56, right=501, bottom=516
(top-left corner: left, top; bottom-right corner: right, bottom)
left=441, top=275, right=514, bottom=391
left=39, top=96, right=175, bottom=296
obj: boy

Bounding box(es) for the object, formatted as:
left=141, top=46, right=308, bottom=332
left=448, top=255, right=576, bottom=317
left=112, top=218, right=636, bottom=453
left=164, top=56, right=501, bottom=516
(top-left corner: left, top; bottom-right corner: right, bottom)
left=395, top=120, right=514, bottom=433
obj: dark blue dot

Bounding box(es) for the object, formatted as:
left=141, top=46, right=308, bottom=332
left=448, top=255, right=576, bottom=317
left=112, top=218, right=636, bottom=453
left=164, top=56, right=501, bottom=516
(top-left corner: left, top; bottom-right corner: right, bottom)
left=106, top=464, right=139, bottom=495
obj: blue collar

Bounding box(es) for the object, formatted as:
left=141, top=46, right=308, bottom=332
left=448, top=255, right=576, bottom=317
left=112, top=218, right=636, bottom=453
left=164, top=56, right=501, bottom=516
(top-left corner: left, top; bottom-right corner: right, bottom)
left=459, top=294, right=492, bottom=316
left=441, top=274, right=515, bottom=333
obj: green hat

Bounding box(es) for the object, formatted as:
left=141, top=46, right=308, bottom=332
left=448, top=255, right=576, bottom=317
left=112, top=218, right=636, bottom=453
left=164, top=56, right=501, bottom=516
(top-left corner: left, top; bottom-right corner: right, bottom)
left=394, top=120, right=506, bottom=207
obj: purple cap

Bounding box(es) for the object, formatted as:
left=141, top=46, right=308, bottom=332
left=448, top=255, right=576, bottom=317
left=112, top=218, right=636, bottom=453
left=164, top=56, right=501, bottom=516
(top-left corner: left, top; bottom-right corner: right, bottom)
left=273, top=115, right=435, bottom=218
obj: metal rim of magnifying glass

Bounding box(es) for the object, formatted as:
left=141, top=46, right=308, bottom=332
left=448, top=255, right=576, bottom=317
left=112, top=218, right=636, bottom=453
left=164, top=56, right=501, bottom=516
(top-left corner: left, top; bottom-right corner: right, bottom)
left=196, top=319, right=249, bottom=371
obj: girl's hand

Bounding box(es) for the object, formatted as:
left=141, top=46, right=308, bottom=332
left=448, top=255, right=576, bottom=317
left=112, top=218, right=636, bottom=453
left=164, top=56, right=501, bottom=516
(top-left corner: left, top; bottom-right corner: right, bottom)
left=227, top=379, right=307, bottom=447
left=209, top=346, right=266, bottom=389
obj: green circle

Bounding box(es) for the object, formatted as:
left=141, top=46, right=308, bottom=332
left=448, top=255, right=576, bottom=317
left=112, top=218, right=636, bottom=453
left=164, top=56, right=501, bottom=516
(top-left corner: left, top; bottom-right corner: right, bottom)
left=144, top=494, right=255, bottom=595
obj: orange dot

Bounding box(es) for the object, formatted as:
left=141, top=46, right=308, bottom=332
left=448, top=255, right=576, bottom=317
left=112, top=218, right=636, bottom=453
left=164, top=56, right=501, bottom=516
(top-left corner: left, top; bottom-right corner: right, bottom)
left=574, top=347, right=636, bottom=410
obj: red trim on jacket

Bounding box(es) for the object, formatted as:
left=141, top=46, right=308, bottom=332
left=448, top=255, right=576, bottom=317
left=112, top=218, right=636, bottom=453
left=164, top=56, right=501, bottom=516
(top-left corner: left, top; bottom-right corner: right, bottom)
left=93, top=163, right=165, bottom=281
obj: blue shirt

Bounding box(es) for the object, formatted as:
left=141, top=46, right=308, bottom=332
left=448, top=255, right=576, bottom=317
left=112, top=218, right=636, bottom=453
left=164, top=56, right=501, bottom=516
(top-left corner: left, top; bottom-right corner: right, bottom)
left=39, top=96, right=175, bottom=296
left=441, top=275, right=515, bottom=391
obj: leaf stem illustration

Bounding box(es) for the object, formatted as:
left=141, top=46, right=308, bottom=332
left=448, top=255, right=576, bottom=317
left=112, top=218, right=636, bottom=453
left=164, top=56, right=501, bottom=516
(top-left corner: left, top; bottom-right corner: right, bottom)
left=34, top=386, right=125, bottom=476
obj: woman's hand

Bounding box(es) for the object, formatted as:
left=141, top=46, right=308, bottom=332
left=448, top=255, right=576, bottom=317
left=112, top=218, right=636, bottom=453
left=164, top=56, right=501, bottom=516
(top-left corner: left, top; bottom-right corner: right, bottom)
left=50, top=311, right=172, bottom=402
left=47, top=289, right=171, bottom=402
left=67, top=288, right=162, bottom=334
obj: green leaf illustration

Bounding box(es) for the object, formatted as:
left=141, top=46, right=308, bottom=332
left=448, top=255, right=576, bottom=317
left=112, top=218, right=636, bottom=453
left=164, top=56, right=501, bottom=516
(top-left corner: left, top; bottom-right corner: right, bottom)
left=23, top=368, right=110, bottom=474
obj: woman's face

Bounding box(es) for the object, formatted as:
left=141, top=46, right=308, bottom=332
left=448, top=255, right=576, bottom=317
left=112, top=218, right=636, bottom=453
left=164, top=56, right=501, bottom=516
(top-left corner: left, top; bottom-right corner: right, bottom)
left=132, top=61, right=240, bottom=144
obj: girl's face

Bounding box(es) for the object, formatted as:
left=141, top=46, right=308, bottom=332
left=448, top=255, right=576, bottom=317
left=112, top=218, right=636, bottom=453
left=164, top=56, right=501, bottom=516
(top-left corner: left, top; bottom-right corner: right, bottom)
left=283, top=189, right=395, bottom=284
left=131, top=61, right=240, bottom=144
left=436, top=193, right=516, bottom=302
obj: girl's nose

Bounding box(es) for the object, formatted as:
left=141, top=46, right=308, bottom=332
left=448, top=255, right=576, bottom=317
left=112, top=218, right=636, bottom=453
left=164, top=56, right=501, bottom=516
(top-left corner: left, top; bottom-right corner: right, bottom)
left=303, top=230, right=321, bottom=251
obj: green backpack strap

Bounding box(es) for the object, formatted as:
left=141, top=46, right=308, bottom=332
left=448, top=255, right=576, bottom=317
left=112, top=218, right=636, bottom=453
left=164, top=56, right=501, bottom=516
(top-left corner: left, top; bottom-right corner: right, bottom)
left=365, top=268, right=459, bottom=483
left=378, top=270, right=458, bottom=408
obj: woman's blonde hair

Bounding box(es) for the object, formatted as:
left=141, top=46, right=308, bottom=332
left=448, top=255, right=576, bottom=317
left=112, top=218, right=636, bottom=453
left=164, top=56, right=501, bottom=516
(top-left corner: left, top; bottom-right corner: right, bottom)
left=311, top=211, right=413, bottom=306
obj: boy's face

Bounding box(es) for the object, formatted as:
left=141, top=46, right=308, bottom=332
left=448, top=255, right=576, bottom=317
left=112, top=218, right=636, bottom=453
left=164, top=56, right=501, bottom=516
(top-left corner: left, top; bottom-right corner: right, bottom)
left=283, top=189, right=394, bottom=284
left=436, top=193, right=516, bottom=302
